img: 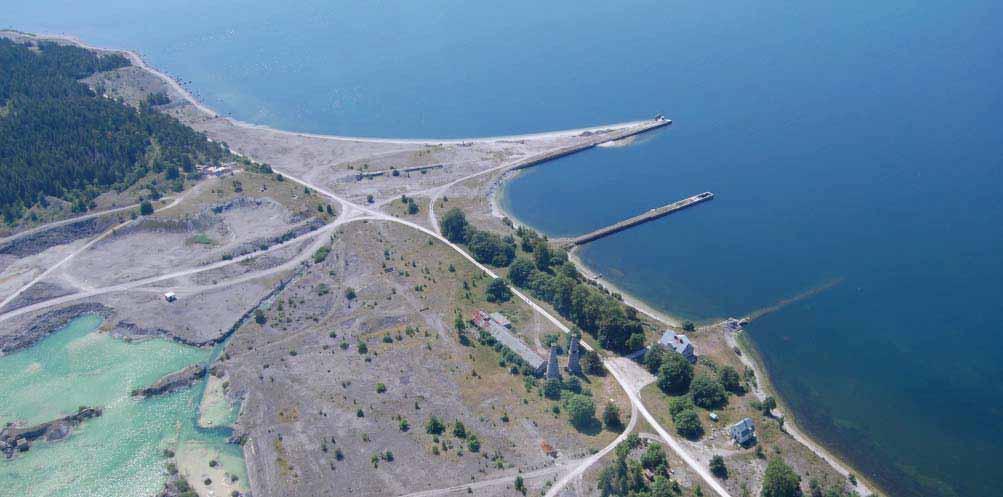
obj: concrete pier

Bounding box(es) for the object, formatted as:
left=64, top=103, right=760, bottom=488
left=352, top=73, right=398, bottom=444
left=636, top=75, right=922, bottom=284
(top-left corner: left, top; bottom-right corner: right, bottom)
left=510, top=118, right=671, bottom=172
left=565, top=192, right=713, bottom=246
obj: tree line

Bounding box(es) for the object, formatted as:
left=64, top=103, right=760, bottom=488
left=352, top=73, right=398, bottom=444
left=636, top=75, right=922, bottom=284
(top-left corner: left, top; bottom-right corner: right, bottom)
left=0, top=38, right=232, bottom=223
left=440, top=208, right=645, bottom=352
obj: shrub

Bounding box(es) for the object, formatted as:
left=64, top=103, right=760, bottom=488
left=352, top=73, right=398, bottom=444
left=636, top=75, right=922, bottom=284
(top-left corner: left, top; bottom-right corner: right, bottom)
left=710, top=455, right=727, bottom=478
left=426, top=416, right=445, bottom=435
left=719, top=365, right=743, bottom=394
left=313, top=246, right=330, bottom=263
left=453, top=420, right=467, bottom=439
left=564, top=393, right=596, bottom=430
left=467, top=435, right=480, bottom=452
left=544, top=378, right=562, bottom=400
left=345, top=288, right=357, bottom=300
left=673, top=409, right=703, bottom=439
left=376, top=383, right=387, bottom=393
left=602, top=403, right=622, bottom=431
left=254, top=309, right=266, bottom=325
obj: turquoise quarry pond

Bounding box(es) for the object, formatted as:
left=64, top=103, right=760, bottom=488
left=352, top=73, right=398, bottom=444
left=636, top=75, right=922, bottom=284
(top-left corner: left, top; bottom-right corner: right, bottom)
left=0, top=315, right=239, bottom=497
left=6, top=1, right=1003, bottom=496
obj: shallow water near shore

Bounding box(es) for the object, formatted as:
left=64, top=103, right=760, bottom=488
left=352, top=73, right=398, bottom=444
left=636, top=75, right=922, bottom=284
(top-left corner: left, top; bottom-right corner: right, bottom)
left=6, top=1, right=1003, bottom=496
left=0, top=315, right=240, bottom=497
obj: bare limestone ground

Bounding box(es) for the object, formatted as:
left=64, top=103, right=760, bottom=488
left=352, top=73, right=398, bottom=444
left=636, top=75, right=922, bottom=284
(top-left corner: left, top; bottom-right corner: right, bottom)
left=0, top=32, right=867, bottom=497
left=216, top=221, right=630, bottom=497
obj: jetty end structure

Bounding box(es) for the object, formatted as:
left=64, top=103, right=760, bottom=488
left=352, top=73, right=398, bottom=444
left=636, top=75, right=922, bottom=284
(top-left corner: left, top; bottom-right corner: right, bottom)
left=559, top=192, right=714, bottom=248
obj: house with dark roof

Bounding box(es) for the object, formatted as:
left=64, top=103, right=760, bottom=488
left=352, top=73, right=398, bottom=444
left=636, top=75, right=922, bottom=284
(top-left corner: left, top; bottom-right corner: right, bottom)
left=658, top=331, right=696, bottom=363
left=729, top=417, right=756, bottom=446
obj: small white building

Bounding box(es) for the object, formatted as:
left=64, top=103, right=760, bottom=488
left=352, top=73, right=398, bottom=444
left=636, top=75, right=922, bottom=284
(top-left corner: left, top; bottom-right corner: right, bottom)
left=163, top=292, right=177, bottom=302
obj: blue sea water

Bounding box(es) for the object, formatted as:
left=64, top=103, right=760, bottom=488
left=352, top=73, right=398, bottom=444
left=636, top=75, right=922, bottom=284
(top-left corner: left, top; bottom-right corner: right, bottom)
left=4, top=1, right=1003, bottom=496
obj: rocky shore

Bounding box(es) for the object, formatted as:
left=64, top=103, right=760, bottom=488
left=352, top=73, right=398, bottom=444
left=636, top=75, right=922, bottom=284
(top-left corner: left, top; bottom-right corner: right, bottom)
left=1, top=406, right=102, bottom=459
left=0, top=303, right=110, bottom=355
left=132, top=364, right=207, bottom=398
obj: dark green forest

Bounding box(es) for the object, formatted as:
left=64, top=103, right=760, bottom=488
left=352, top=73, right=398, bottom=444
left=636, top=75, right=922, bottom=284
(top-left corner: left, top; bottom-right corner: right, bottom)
left=0, top=38, right=231, bottom=223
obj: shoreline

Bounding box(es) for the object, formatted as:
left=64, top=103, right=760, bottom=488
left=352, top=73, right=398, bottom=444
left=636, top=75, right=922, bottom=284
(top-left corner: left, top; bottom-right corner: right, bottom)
left=729, top=332, right=880, bottom=497
left=2, top=29, right=654, bottom=146
left=4, top=28, right=880, bottom=497
left=491, top=162, right=880, bottom=497
left=490, top=169, right=684, bottom=328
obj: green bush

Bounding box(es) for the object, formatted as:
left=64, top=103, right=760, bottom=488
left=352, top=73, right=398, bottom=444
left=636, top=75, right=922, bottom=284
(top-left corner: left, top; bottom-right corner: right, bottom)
left=564, top=393, right=596, bottom=430
left=484, top=278, right=512, bottom=303
left=440, top=208, right=469, bottom=243
left=426, top=416, right=445, bottom=435
left=719, top=365, right=743, bottom=394
left=453, top=420, right=467, bottom=439
left=602, top=403, right=622, bottom=430
left=761, top=458, right=801, bottom=497
left=673, top=409, right=703, bottom=439
left=313, top=246, right=330, bottom=263
left=710, top=455, right=727, bottom=478
left=667, top=396, right=695, bottom=418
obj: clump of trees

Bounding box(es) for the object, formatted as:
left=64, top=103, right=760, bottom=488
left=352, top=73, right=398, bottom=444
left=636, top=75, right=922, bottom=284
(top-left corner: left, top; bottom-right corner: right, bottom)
left=440, top=210, right=646, bottom=352
left=440, top=208, right=469, bottom=243
left=656, top=352, right=693, bottom=394
left=0, top=39, right=232, bottom=224
left=440, top=209, right=516, bottom=266
left=690, top=374, right=727, bottom=409
left=400, top=195, right=419, bottom=215
left=597, top=436, right=674, bottom=497
left=484, top=278, right=512, bottom=303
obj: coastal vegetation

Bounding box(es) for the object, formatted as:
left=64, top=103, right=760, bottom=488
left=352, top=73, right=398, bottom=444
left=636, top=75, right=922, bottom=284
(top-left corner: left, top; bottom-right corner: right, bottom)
left=597, top=435, right=676, bottom=497
left=0, top=38, right=231, bottom=224
left=441, top=209, right=646, bottom=352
